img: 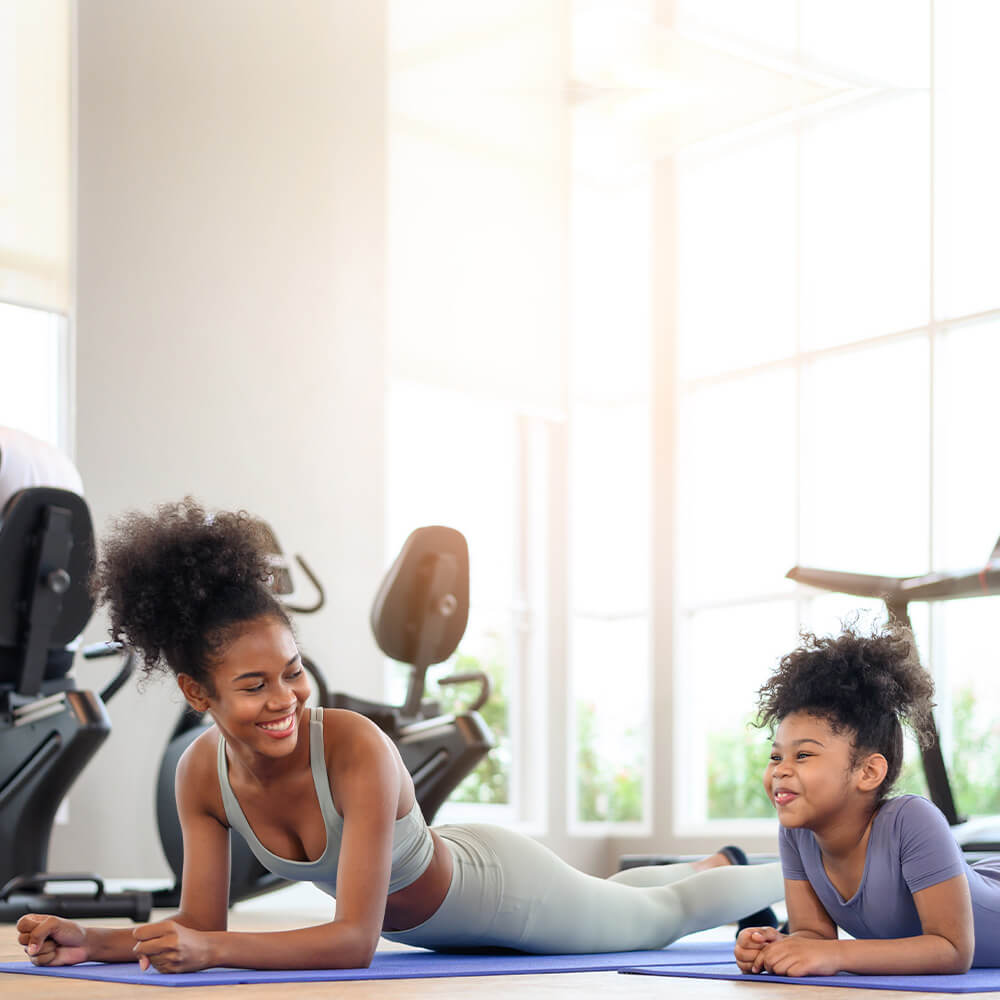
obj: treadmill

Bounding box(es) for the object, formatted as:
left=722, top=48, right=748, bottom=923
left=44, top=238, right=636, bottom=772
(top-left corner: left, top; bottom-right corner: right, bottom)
left=621, top=537, right=1000, bottom=873
left=788, top=534, right=1000, bottom=858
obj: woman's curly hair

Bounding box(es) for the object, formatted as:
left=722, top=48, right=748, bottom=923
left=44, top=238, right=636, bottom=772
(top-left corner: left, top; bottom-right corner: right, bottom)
left=756, top=622, right=937, bottom=802
left=91, top=497, right=289, bottom=690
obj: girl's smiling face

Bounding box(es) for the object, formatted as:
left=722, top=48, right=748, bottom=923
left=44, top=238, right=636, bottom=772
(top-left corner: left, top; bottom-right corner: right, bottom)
left=764, top=711, right=861, bottom=831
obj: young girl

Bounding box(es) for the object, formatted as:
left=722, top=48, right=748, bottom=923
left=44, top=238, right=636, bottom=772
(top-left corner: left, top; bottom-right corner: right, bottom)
left=736, top=625, right=1000, bottom=977
left=17, top=499, right=782, bottom=974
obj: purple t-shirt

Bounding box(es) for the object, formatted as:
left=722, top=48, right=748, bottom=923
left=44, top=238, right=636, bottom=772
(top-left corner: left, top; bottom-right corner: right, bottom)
left=780, top=794, right=1000, bottom=967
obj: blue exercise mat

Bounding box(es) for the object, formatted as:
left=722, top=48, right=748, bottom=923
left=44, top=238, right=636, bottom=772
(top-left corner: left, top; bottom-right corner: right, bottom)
left=0, top=940, right=735, bottom=986
left=623, top=961, right=1000, bottom=993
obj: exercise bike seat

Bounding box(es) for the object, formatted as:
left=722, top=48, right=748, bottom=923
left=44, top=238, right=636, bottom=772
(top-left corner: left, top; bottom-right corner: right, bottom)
left=334, top=525, right=494, bottom=822
left=370, top=525, right=470, bottom=674
left=0, top=483, right=152, bottom=921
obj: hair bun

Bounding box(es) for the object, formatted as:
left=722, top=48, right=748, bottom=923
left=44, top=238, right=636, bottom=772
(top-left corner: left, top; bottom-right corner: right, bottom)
left=92, top=497, right=283, bottom=685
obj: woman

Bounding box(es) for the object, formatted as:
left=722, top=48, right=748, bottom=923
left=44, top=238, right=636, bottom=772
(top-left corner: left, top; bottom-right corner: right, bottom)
left=18, top=499, right=783, bottom=974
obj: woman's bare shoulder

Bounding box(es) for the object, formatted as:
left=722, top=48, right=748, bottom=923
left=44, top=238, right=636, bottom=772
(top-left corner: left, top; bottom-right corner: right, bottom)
left=175, top=725, right=227, bottom=822
left=318, top=706, right=394, bottom=751
left=316, top=707, right=406, bottom=781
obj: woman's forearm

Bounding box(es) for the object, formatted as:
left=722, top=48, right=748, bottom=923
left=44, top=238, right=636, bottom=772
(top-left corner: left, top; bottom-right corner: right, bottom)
left=84, top=926, right=144, bottom=963
left=84, top=911, right=223, bottom=964
left=203, top=921, right=378, bottom=971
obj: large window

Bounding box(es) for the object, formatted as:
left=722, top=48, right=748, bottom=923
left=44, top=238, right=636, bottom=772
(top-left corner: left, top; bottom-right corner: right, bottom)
left=386, top=0, right=1000, bottom=846
left=1, top=0, right=73, bottom=452
left=0, top=302, right=70, bottom=448
left=386, top=2, right=663, bottom=833
left=673, top=0, right=1000, bottom=832
left=568, top=172, right=652, bottom=830
left=385, top=4, right=562, bottom=827
left=384, top=382, right=552, bottom=825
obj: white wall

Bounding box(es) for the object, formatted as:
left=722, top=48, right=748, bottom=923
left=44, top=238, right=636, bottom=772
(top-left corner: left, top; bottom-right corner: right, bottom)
left=49, top=0, right=387, bottom=879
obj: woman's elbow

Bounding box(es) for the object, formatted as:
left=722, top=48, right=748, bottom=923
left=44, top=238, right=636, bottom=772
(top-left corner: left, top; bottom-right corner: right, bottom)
left=332, top=927, right=379, bottom=970
left=336, top=949, right=375, bottom=970
left=351, top=941, right=378, bottom=970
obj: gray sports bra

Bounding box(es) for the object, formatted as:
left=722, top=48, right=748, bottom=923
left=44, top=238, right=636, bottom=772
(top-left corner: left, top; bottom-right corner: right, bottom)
left=216, top=706, right=435, bottom=896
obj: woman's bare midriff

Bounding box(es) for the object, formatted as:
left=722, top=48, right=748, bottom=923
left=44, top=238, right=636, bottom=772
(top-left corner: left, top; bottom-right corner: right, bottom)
left=381, top=829, right=454, bottom=932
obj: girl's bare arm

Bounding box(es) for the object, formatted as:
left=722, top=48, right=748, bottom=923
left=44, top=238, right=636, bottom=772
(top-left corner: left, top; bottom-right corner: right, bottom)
left=754, top=874, right=974, bottom=977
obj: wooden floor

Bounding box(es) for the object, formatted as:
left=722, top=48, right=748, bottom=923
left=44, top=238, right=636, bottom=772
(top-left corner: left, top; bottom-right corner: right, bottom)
left=1, top=885, right=996, bottom=1000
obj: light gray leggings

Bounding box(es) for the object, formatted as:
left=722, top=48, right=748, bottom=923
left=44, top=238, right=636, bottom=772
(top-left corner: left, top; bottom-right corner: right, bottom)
left=380, top=822, right=783, bottom=953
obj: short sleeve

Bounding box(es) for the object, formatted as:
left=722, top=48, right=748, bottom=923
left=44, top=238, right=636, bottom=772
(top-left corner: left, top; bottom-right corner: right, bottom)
left=779, top=823, right=808, bottom=880
left=896, top=795, right=966, bottom=894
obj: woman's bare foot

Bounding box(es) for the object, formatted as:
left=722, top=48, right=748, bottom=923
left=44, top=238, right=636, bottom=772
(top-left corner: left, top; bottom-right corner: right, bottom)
left=692, top=844, right=747, bottom=872
left=692, top=852, right=727, bottom=873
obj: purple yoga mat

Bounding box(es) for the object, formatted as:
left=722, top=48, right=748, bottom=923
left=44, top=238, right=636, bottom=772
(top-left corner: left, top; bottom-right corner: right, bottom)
left=0, top=941, right=736, bottom=987
left=623, top=961, right=1000, bottom=993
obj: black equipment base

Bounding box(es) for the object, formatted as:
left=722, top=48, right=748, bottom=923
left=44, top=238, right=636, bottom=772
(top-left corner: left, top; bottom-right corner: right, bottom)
left=0, top=873, right=152, bottom=924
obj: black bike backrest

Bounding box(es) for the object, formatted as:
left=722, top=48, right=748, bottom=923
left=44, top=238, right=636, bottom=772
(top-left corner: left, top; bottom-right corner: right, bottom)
left=370, top=526, right=469, bottom=668
left=0, top=487, right=94, bottom=651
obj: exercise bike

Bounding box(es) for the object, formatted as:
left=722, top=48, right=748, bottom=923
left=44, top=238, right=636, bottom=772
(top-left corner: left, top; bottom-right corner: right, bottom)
left=151, top=522, right=495, bottom=907
left=0, top=486, right=152, bottom=922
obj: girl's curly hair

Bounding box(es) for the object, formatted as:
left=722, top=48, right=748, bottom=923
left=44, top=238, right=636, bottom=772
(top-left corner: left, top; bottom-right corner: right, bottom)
left=756, top=623, right=937, bottom=802
left=91, top=497, right=289, bottom=690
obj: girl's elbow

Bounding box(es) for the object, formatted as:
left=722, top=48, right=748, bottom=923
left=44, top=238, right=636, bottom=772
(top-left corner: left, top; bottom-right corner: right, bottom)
left=944, top=956, right=973, bottom=975
left=943, top=940, right=974, bottom=975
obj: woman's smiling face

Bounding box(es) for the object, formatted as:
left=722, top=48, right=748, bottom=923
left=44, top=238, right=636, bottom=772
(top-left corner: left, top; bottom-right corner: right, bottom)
left=200, top=615, right=311, bottom=758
